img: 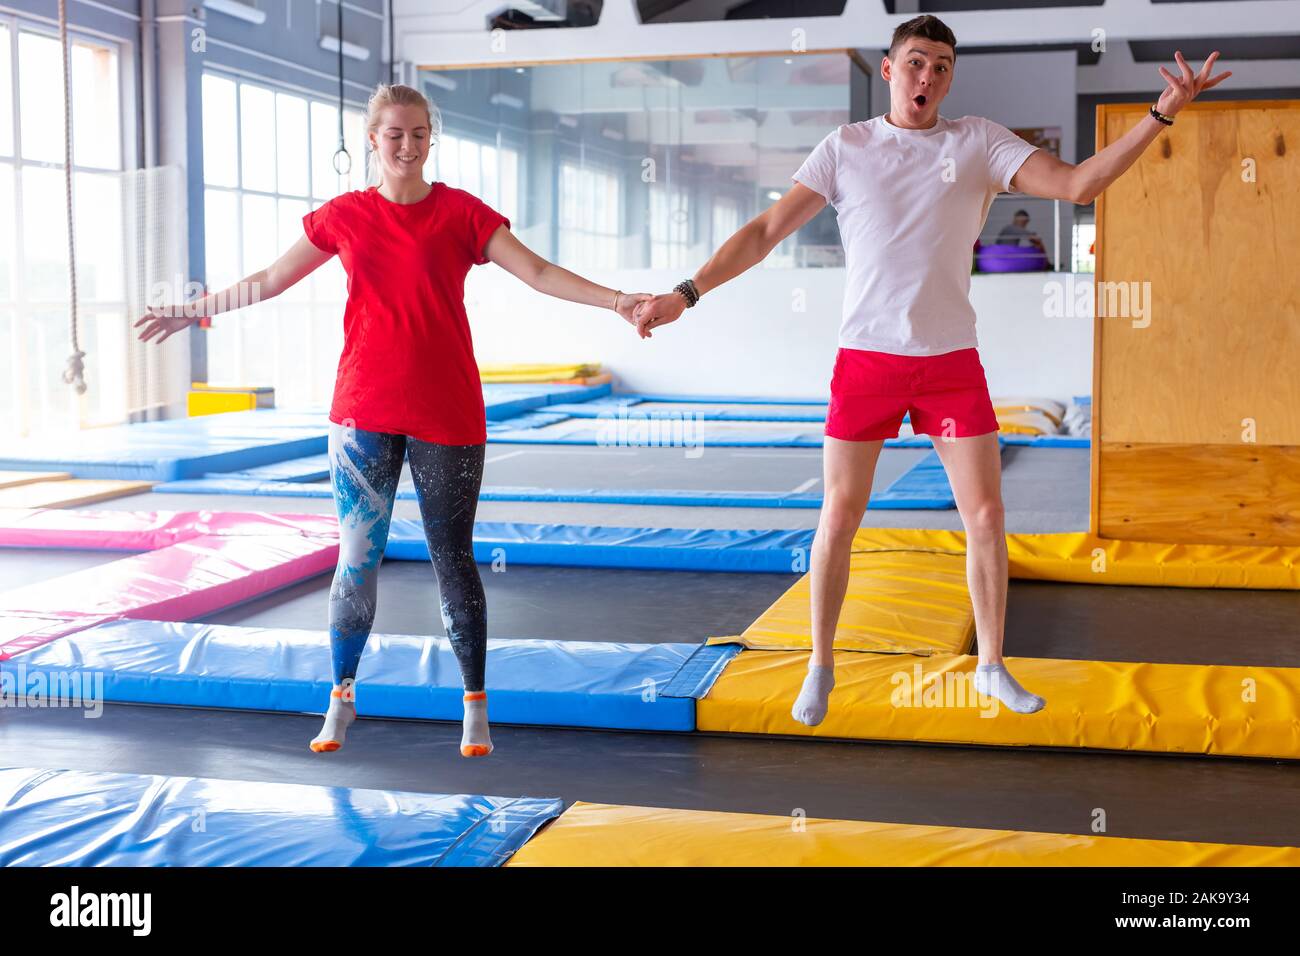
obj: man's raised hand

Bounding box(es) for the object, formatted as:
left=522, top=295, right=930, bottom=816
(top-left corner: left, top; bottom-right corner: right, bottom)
left=1156, top=50, right=1231, bottom=117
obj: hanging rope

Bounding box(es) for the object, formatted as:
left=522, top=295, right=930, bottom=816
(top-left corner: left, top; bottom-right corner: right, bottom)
left=331, top=0, right=350, bottom=178
left=58, top=0, right=86, bottom=394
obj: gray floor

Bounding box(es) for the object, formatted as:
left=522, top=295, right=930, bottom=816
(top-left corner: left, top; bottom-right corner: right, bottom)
left=482, top=444, right=852, bottom=493
left=196, top=560, right=794, bottom=644
left=609, top=401, right=828, bottom=417
left=2, top=703, right=1296, bottom=848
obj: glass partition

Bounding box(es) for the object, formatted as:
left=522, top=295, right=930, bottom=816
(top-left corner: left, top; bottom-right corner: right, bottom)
left=419, top=52, right=858, bottom=270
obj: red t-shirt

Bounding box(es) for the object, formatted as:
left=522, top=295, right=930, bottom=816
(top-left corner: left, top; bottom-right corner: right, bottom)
left=302, top=183, right=510, bottom=445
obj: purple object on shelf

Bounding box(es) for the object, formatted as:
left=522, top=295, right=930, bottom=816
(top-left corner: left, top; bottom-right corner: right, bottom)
left=976, top=243, right=1048, bottom=273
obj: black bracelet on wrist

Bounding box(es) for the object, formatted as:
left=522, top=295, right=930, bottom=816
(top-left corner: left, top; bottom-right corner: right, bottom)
left=674, top=279, right=700, bottom=308
left=1149, top=105, right=1174, bottom=126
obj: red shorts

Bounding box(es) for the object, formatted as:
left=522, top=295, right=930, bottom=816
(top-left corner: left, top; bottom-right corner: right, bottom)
left=825, top=347, right=999, bottom=441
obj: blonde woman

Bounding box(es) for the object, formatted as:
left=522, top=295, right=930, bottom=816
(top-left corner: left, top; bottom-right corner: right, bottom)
left=136, top=83, right=651, bottom=757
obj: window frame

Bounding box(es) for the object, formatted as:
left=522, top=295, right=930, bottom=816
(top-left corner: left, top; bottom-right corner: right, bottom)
left=200, top=67, right=369, bottom=400
left=0, top=13, right=132, bottom=436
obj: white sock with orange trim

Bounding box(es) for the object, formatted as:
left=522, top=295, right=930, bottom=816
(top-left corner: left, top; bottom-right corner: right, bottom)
left=461, top=691, right=493, bottom=757
left=310, top=679, right=356, bottom=753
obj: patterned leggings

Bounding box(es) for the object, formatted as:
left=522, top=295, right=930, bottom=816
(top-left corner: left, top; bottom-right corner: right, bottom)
left=327, top=420, right=487, bottom=691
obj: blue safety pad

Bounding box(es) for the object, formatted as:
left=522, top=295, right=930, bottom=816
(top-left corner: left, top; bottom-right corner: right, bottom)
left=486, top=416, right=828, bottom=447
left=886, top=435, right=936, bottom=447
left=155, top=441, right=957, bottom=508
left=387, top=519, right=814, bottom=572
left=153, top=477, right=333, bottom=496
left=204, top=453, right=332, bottom=482
left=5, top=619, right=700, bottom=731
left=872, top=449, right=957, bottom=506
left=482, top=384, right=559, bottom=420
left=0, top=390, right=615, bottom=480
left=547, top=400, right=829, bottom=422
left=470, top=485, right=948, bottom=509
left=483, top=382, right=611, bottom=420
left=485, top=410, right=572, bottom=431
left=1001, top=434, right=1089, bottom=447
left=0, top=410, right=328, bottom=481
left=616, top=392, right=829, bottom=405
left=0, top=766, right=561, bottom=866
left=477, top=487, right=830, bottom=508
left=150, top=480, right=949, bottom=509
left=485, top=417, right=939, bottom=449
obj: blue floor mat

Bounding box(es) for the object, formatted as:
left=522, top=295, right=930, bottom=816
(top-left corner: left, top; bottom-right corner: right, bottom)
left=0, top=766, right=561, bottom=866
left=5, top=618, right=705, bottom=730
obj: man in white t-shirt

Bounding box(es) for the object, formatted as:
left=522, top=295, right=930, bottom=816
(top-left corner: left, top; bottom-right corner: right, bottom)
left=633, top=15, right=1229, bottom=724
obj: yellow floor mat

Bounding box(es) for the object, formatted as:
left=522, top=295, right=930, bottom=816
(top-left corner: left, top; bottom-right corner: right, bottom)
left=995, top=410, right=1058, bottom=435
left=480, top=363, right=601, bottom=382
left=697, top=650, right=1300, bottom=759
left=711, top=548, right=974, bottom=655
left=0, top=479, right=155, bottom=509
left=852, top=528, right=1300, bottom=589
left=506, top=801, right=1300, bottom=866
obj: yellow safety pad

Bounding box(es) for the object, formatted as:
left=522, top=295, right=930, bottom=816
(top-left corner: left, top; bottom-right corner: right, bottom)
left=189, top=391, right=256, bottom=416
left=851, top=528, right=1300, bottom=589
left=697, top=650, right=1300, bottom=759
left=479, top=363, right=601, bottom=382
left=0, top=471, right=71, bottom=489
left=506, top=801, right=1300, bottom=867
left=550, top=371, right=613, bottom=386
left=991, top=397, right=1066, bottom=428
left=713, top=548, right=974, bottom=655
left=0, top=479, right=155, bottom=509
left=995, top=410, right=1056, bottom=435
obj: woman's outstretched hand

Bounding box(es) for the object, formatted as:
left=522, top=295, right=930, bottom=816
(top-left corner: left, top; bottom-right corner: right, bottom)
left=633, top=292, right=687, bottom=339
left=1156, top=50, right=1231, bottom=117
left=615, top=292, right=654, bottom=330
left=134, top=305, right=198, bottom=345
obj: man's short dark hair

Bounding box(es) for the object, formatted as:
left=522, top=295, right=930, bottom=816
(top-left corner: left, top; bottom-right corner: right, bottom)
left=888, top=15, right=957, bottom=63
left=1014, top=209, right=1030, bottom=218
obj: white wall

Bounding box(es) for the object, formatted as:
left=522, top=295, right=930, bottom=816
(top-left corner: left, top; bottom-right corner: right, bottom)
left=468, top=266, right=1093, bottom=401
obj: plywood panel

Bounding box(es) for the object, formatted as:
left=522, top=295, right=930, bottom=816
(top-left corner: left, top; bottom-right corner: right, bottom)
left=1098, top=441, right=1300, bottom=546
left=1096, top=103, right=1300, bottom=446
left=1093, top=101, right=1300, bottom=544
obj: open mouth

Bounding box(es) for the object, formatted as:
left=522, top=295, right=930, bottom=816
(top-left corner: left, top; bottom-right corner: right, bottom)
left=913, top=94, right=927, bottom=107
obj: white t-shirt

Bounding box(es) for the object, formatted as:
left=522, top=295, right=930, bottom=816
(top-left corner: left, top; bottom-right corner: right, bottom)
left=792, top=114, right=1039, bottom=355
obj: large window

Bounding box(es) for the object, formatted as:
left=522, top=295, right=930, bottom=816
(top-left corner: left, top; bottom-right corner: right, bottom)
left=201, top=73, right=366, bottom=406
left=0, top=20, right=129, bottom=438
left=419, top=53, right=856, bottom=272
left=428, top=130, right=520, bottom=227
left=559, top=160, right=619, bottom=271
left=648, top=182, right=689, bottom=270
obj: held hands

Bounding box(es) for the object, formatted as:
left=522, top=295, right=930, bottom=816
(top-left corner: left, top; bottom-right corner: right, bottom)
left=133, top=305, right=199, bottom=345
left=1156, top=51, right=1231, bottom=117
left=632, top=291, right=687, bottom=340
left=614, top=292, right=654, bottom=330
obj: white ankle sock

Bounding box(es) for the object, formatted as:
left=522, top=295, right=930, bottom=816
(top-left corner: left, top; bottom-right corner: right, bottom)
left=461, top=691, right=493, bottom=757
left=310, top=678, right=356, bottom=752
